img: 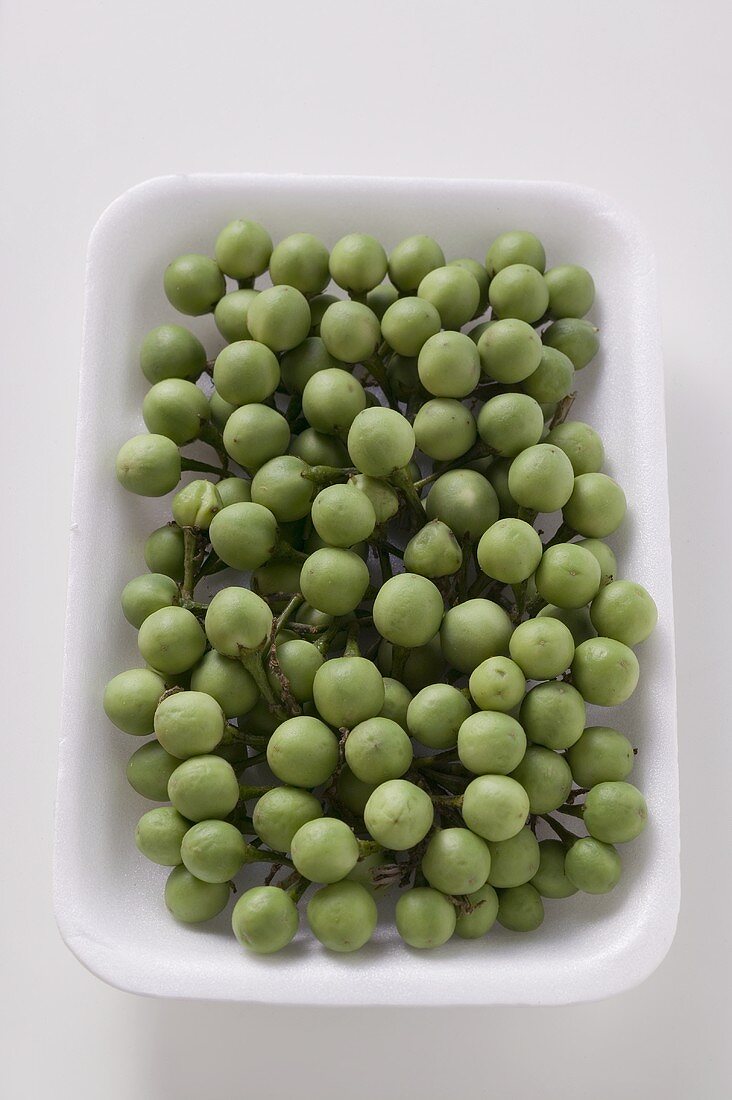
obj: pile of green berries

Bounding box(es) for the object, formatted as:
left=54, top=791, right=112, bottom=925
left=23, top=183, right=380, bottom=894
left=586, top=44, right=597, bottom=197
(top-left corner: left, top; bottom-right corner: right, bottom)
left=107, top=221, right=655, bottom=954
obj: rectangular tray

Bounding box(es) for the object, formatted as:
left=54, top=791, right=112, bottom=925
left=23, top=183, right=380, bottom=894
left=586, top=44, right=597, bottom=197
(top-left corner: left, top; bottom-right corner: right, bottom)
left=54, top=174, right=679, bottom=1004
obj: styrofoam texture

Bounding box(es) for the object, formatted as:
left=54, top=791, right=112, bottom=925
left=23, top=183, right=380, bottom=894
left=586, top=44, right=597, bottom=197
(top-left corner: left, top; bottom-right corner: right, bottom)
left=54, top=174, right=679, bottom=1005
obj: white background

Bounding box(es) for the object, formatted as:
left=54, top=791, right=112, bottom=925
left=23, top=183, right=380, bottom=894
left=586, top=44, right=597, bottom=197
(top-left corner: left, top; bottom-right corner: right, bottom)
left=1, top=1, right=729, bottom=1097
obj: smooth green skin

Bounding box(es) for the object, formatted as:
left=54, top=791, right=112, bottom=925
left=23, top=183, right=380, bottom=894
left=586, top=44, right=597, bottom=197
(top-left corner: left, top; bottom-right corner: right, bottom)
left=521, top=347, right=575, bottom=405
left=307, top=881, right=378, bottom=952
left=172, top=479, right=222, bottom=530
left=487, top=827, right=540, bottom=888
left=168, top=755, right=240, bottom=822
left=406, top=683, right=471, bottom=750
left=256, top=558, right=301, bottom=602
left=425, top=469, right=499, bottom=540
left=497, top=883, right=544, bottom=931
left=154, top=691, right=225, bottom=760
left=246, top=285, right=311, bottom=352
left=373, top=573, right=444, bottom=648
left=305, top=530, right=367, bottom=559
left=336, top=767, right=378, bottom=816
left=387, top=354, right=420, bottom=400
left=121, top=573, right=178, bottom=629
left=462, top=775, right=530, bottom=842
left=417, top=265, right=480, bottom=330
left=269, top=639, right=323, bottom=703
left=280, top=337, right=342, bottom=395
left=126, top=740, right=179, bottom=801
left=454, top=883, right=500, bottom=938
left=291, top=818, right=359, bottom=883
left=116, top=434, right=181, bottom=497
left=519, top=681, right=586, bottom=751
left=140, top=324, right=206, bottom=384
left=489, top=264, right=549, bottom=324
left=308, top=293, right=340, bottom=335
left=104, top=668, right=166, bottom=735
left=379, top=677, right=413, bottom=731
left=477, top=319, right=542, bottom=383
left=347, top=407, right=415, bottom=477
left=313, top=656, right=385, bottom=728
left=583, top=782, right=648, bottom=843
left=292, top=428, right=349, bottom=468
left=208, top=501, right=278, bottom=572
left=565, top=837, right=621, bottom=894
left=567, top=726, right=634, bottom=788
left=269, top=232, right=330, bottom=295
left=214, top=219, right=272, bottom=279
left=345, top=718, right=413, bottom=784
left=253, top=787, right=323, bottom=852
left=537, top=604, right=596, bottom=645
left=320, top=300, right=381, bottom=364
left=364, top=779, right=434, bottom=850
left=346, top=849, right=391, bottom=893
left=311, top=483, right=376, bottom=547
left=396, top=888, right=456, bottom=949
left=511, top=746, right=573, bottom=815
left=377, top=637, right=445, bottom=694
left=578, top=539, right=617, bottom=586
left=232, top=886, right=299, bottom=954
left=563, top=473, right=627, bottom=538
left=294, top=603, right=334, bottom=629
left=422, top=828, right=492, bottom=896
left=242, top=697, right=281, bottom=737
left=440, top=598, right=513, bottom=674
left=266, top=716, right=339, bottom=788
left=142, top=378, right=209, bottom=445
left=545, top=265, right=595, bottom=319
left=571, top=637, right=640, bottom=706
left=478, top=393, right=544, bottom=458
left=223, top=403, right=291, bottom=470
left=213, top=340, right=280, bottom=406
left=404, top=520, right=463, bottom=578
left=135, top=806, right=190, bottom=866
left=210, top=390, right=237, bottom=430
left=458, top=711, right=527, bottom=776
left=214, top=288, right=259, bottom=342
left=165, top=865, right=230, bottom=924
left=448, top=258, right=490, bottom=317
left=413, top=398, right=477, bottom=462
left=144, top=525, right=185, bottom=581
left=204, top=587, right=273, bottom=656
left=181, top=820, right=248, bottom=883
left=215, top=477, right=252, bottom=508
left=300, top=548, right=370, bottom=616
left=328, top=233, right=388, bottom=293
left=590, top=580, right=658, bottom=646
left=485, top=458, right=518, bottom=518
left=138, top=606, right=206, bottom=675
left=250, top=455, right=314, bottom=522
left=535, top=542, right=602, bottom=609
left=469, top=656, right=526, bottom=713
left=486, top=231, right=546, bottom=278
left=164, top=254, right=225, bottom=316
left=190, top=651, right=258, bottom=718
left=546, top=421, right=605, bottom=476
left=477, top=518, right=542, bottom=585
left=508, top=444, right=575, bottom=513
left=381, top=297, right=442, bottom=356
left=531, top=839, right=578, bottom=898
left=302, top=368, right=367, bottom=436
left=509, top=616, right=575, bottom=680
left=349, top=474, right=399, bottom=525
left=417, top=331, right=481, bottom=398
left=366, top=283, right=399, bottom=322
left=542, top=317, right=599, bottom=370
left=388, top=235, right=445, bottom=292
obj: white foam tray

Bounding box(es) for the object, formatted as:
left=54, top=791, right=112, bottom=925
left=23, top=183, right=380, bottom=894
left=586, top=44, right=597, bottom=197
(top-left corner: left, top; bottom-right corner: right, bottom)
left=55, top=174, right=679, bottom=1005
